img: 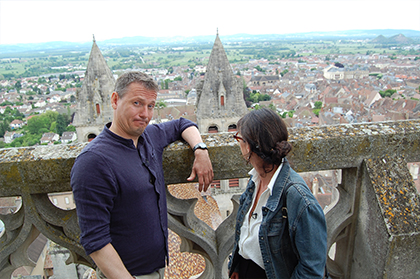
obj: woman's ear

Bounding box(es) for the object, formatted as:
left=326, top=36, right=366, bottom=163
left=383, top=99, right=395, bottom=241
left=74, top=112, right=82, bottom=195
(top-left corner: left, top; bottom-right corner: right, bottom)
left=245, top=142, right=251, bottom=154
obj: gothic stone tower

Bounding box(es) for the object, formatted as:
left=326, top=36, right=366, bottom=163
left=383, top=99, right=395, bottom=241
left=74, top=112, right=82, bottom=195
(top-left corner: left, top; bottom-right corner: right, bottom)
left=195, top=33, right=248, bottom=133
left=73, top=37, right=115, bottom=142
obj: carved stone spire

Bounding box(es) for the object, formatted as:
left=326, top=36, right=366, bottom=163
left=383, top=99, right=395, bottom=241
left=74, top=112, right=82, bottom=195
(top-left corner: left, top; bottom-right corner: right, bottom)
left=73, top=39, right=115, bottom=142
left=195, top=33, right=248, bottom=133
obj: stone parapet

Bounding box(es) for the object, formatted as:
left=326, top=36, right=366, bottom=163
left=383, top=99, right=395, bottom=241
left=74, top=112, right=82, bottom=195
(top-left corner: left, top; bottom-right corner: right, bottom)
left=1, top=120, right=420, bottom=279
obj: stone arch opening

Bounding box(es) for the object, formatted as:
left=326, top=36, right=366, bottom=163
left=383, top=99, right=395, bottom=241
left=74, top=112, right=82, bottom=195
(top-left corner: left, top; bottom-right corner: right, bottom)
left=87, top=133, right=97, bottom=142
left=228, top=124, right=237, bottom=132
left=208, top=126, right=218, bottom=133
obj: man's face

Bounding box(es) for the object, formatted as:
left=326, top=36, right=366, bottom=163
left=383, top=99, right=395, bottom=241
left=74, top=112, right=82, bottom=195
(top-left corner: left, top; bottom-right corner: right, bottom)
left=111, top=82, right=157, bottom=141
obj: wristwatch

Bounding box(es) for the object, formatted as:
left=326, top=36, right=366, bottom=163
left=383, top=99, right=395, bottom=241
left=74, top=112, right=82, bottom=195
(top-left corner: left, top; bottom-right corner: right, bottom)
left=192, top=142, right=208, bottom=152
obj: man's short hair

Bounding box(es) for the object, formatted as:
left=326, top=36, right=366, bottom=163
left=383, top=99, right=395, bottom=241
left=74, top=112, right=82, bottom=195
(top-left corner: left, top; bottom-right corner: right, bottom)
left=114, top=71, right=159, bottom=98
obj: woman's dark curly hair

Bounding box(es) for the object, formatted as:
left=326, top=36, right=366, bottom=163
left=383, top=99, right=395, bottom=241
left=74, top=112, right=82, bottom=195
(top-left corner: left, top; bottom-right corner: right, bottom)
left=238, top=108, right=292, bottom=173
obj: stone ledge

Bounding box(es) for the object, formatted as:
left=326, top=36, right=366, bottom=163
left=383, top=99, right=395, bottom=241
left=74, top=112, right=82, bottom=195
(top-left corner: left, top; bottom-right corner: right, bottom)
left=1, top=119, right=420, bottom=196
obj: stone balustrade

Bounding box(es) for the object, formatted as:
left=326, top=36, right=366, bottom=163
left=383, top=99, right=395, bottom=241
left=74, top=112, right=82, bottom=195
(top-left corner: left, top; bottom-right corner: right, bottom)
left=1, top=120, right=420, bottom=279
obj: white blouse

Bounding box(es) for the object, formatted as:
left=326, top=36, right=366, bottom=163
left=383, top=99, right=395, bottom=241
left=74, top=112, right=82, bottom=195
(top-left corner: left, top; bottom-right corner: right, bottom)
left=238, top=163, right=283, bottom=269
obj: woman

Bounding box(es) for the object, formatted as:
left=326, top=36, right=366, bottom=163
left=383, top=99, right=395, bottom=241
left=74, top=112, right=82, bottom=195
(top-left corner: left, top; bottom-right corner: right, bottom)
left=229, top=108, right=327, bottom=279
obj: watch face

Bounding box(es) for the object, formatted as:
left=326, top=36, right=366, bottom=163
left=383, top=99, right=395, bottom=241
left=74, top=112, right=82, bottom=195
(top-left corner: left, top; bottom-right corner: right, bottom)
left=194, top=142, right=207, bottom=151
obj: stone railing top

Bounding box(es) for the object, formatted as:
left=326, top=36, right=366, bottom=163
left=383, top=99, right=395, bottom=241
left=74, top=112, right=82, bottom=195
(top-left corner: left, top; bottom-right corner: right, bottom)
left=1, top=119, right=420, bottom=279
left=1, top=119, right=420, bottom=197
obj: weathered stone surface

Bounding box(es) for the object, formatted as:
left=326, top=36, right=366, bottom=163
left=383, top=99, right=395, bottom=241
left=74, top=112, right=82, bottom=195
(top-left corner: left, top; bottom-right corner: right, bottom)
left=0, top=144, right=86, bottom=197
left=288, top=120, right=420, bottom=171
left=351, top=156, right=420, bottom=278
left=195, top=33, right=248, bottom=133
left=2, top=120, right=420, bottom=195
left=366, top=156, right=420, bottom=234
left=73, top=38, right=115, bottom=142
left=163, top=133, right=250, bottom=184
left=1, top=120, right=420, bottom=279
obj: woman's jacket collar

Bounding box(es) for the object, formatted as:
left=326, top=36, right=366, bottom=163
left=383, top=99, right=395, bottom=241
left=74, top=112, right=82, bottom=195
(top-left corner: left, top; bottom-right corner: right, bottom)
left=263, top=158, right=291, bottom=212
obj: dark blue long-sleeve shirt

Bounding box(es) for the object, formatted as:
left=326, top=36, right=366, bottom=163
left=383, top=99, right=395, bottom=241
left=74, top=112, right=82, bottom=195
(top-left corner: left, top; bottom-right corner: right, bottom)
left=71, top=118, right=196, bottom=276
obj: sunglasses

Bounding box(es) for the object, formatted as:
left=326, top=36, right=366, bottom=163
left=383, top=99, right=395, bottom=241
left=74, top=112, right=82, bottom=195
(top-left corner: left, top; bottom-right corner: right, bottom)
left=233, top=132, right=244, bottom=142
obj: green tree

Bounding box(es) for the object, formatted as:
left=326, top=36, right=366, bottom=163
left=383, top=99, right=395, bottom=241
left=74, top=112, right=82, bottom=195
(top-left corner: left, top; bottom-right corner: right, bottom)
left=250, top=92, right=261, bottom=103
left=157, top=101, right=166, bottom=108
left=314, top=101, right=322, bottom=109
left=268, top=103, right=277, bottom=112
left=254, top=65, right=264, bottom=72
left=8, top=133, right=42, bottom=147
left=66, top=125, right=76, bottom=132
left=15, top=81, right=22, bottom=92
left=174, top=76, right=182, bottom=81
left=0, top=121, right=10, bottom=137
left=247, top=91, right=271, bottom=104
left=39, top=128, right=49, bottom=134
left=155, top=100, right=167, bottom=123
left=379, top=89, right=397, bottom=98
left=56, top=114, right=69, bottom=135
left=1, top=101, right=13, bottom=107
left=280, top=69, right=289, bottom=77
left=164, top=79, right=170, bottom=90
left=27, top=111, right=58, bottom=134
left=50, top=122, right=57, bottom=133
left=261, top=94, right=271, bottom=101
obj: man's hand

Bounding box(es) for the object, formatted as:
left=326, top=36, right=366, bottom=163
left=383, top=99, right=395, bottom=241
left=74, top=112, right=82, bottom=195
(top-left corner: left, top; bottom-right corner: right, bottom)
left=181, top=126, right=214, bottom=191
left=230, top=272, right=239, bottom=279
left=187, top=148, right=213, bottom=192
left=90, top=243, right=133, bottom=279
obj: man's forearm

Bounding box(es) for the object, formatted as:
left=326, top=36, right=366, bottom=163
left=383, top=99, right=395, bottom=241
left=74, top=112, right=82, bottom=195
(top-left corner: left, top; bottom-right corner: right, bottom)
left=182, top=126, right=214, bottom=191
left=181, top=126, right=204, bottom=148
left=90, top=243, right=133, bottom=279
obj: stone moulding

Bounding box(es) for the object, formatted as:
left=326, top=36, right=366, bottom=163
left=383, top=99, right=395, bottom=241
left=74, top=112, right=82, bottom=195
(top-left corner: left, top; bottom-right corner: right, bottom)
left=1, top=119, right=420, bottom=279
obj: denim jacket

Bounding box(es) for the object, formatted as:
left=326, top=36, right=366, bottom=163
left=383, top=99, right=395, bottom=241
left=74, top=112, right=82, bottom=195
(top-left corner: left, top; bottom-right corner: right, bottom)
left=229, top=159, right=327, bottom=279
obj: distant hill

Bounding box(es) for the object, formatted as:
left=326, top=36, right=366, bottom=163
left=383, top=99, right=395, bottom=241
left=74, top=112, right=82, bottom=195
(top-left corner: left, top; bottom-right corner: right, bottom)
left=371, top=33, right=414, bottom=44
left=101, top=29, right=420, bottom=46
left=1, top=29, right=420, bottom=55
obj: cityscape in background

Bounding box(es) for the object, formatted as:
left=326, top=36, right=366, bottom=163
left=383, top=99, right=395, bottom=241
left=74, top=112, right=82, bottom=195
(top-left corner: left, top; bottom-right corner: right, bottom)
left=1, top=29, right=420, bottom=278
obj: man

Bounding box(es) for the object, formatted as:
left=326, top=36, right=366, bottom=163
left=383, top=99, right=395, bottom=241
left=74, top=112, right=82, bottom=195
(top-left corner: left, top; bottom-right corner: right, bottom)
left=71, top=71, right=213, bottom=279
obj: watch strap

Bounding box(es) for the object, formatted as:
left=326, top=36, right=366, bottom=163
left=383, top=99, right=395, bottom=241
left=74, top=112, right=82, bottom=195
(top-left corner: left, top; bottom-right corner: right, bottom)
left=192, top=142, right=207, bottom=152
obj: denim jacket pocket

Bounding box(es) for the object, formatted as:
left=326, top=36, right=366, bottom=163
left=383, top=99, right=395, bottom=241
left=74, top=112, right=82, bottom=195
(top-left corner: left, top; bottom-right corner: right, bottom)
left=267, top=218, right=288, bottom=254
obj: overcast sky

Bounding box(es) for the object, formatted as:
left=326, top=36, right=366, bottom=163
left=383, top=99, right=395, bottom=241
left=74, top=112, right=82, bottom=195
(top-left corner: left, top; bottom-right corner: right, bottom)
left=1, top=0, right=420, bottom=45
